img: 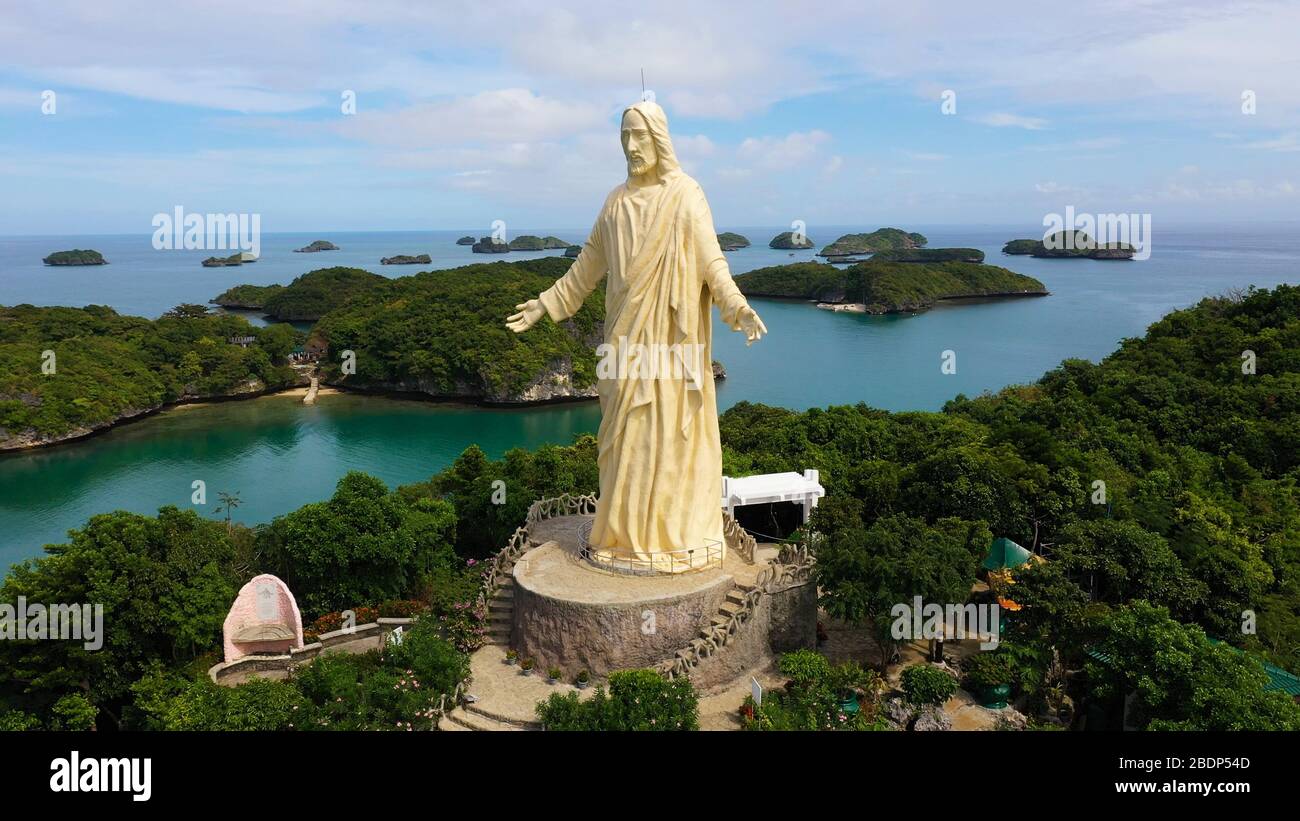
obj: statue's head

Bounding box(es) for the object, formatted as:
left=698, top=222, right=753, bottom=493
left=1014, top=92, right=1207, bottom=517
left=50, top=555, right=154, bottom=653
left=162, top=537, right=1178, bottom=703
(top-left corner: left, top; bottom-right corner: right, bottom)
left=621, top=109, right=658, bottom=177
left=620, top=100, right=680, bottom=182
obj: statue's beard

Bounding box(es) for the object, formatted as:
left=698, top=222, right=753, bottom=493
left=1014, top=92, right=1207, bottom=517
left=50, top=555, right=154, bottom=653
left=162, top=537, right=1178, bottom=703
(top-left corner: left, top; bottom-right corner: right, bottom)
left=627, top=156, right=655, bottom=177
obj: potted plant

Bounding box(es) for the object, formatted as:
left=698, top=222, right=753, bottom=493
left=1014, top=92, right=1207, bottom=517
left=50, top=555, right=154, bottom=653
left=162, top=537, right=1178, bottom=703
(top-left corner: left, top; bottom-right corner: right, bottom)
left=964, top=652, right=1013, bottom=709
left=520, top=657, right=535, bottom=676
left=575, top=670, right=591, bottom=689
left=505, top=649, right=518, bottom=666
left=547, top=666, right=562, bottom=685
left=828, top=660, right=877, bottom=717
left=739, top=696, right=756, bottom=723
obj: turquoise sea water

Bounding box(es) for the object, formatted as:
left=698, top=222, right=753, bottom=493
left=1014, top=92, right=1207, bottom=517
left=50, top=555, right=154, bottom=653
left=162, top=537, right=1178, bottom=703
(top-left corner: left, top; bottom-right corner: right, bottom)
left=2, top=223, right=1298, bottom=570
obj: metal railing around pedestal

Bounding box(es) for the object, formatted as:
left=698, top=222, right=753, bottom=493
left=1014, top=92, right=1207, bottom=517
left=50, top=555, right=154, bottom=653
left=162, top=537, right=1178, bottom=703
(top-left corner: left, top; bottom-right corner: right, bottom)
left=576, top=518, right=723, bottom=575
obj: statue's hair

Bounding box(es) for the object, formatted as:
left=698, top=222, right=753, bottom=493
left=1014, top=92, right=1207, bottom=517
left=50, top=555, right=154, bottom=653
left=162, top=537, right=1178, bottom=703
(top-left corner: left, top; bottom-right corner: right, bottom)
left=621, top=100, right=682, bottom=179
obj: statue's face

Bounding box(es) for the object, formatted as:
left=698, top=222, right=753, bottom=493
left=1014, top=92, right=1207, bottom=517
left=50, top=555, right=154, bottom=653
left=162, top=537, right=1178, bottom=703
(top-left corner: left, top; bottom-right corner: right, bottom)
left=621, top=110, right=658, bottom=178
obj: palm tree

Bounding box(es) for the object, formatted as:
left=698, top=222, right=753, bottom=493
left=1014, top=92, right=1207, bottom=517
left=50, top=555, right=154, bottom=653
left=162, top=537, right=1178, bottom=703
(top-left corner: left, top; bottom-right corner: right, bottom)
left=213, top=490, right=242, bottom=534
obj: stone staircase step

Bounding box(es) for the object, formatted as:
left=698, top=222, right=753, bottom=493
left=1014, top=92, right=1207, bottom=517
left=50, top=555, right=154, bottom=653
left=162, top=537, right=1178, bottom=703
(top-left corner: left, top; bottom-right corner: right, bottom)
left=437, top=714, right=470, bottom=731
left=719, top=600, right=745, bottom=615
left=446, top=706, right=525, bottom=731
left=726, top=589, right=748, bottom=605
left=464, top=701, right=541, bottom=730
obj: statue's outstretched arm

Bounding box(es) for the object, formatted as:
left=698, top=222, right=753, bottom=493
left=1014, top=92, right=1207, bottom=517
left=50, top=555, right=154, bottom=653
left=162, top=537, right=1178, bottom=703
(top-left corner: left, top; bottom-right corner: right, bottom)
left=694, top=194, right=768, bottom=345
left=507, top=223, right=606, bottom=334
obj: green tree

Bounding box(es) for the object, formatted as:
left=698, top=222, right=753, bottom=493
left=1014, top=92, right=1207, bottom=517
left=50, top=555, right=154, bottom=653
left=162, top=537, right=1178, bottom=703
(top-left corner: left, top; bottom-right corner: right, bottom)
left=1087, top=602, right=1300, bottom=730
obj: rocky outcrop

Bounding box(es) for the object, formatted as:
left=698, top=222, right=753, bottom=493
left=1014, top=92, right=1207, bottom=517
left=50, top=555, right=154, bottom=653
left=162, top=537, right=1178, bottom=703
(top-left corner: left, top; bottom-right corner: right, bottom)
left=564, top=245, right=582, bottom=258
left=507, top=235, right=571, bottom=251
left=717, top=232, right=751, bottom=251
left=472, top=236, right=511, bottom=254
left=508, top=235, right=546, bottom=251
left=1003, top=233, right=1134, bottom=259
left=456, top=236, right=476, bottom=245
left=201, top=253, right=244, bottom=267
left=43, top=249, right=107, bottom=266
left=768, top=231, right=814, bottom=250
left=818, top=228, right=927, bottom=257
left=294, top=240, right=339, bottom=253
left=380, top=254, right=431, bottom=265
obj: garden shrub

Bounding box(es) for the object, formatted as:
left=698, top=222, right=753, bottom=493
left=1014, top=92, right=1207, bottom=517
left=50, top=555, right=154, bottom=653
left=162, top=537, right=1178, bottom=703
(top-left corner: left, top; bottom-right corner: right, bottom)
left=900, top=664, right=957, bottom=706
left=536, top=669, right=697, bottom=731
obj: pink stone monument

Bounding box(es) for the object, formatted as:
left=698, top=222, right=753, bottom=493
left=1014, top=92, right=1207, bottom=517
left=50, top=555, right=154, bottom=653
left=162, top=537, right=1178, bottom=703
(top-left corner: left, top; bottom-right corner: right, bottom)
left=222, top=574, right=304, bottom=662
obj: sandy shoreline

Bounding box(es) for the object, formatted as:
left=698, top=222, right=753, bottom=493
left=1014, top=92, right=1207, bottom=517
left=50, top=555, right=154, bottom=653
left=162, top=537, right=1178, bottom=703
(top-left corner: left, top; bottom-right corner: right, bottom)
left=164, top=385, right=342, bottom=411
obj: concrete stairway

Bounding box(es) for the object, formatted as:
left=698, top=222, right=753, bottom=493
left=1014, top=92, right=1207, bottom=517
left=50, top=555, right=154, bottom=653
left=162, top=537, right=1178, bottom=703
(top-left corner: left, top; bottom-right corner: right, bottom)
left=438, top=701, right=534, bottom=731
left=707, top=581, right=756, bottom=633
left=436, top=644, right=578, bottom=731
left=485, top=574, right=515, bottom=646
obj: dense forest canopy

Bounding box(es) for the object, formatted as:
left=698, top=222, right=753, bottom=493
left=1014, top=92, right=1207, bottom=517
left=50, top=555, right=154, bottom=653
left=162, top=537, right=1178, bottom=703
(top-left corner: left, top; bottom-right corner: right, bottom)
left=313, top=257, right=603, bottom=400
left=0, top=304, right=301, bottom=446
left=734, top=260, right=1046, bottom=312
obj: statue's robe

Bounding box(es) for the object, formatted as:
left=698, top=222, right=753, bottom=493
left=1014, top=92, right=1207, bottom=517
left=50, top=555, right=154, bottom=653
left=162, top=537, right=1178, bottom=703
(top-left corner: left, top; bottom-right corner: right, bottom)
left=538, top=170, right=752, bottom=570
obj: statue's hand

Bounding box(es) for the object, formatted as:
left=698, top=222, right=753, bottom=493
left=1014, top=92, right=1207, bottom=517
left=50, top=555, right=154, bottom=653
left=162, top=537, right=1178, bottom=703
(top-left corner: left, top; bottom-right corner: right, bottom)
left=737, top=305, right=767, bottom=346
left=506, top=299, right=545, bottom=333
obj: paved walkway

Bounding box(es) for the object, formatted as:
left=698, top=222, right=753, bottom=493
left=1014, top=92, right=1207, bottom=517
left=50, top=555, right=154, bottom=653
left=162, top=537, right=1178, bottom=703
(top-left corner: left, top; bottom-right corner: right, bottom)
left=438, top=643, right=598, bottom=730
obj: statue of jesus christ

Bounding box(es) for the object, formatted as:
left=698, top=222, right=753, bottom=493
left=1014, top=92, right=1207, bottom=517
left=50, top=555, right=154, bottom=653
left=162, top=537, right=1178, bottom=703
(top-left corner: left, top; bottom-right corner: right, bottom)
left=506, top=100, right=767, bottom=571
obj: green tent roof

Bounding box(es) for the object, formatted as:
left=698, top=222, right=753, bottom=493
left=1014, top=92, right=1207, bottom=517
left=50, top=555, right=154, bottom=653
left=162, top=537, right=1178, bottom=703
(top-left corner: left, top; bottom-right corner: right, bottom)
left=1089, top=642, right=1300, bottom=697
left=1208, top=640, right=1300, bottom=697
left=983, top=537, right=1032, bottom=571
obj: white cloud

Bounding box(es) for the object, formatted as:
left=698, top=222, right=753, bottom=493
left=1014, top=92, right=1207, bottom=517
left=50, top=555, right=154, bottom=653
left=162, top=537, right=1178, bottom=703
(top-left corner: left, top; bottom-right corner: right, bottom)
left=736, top=130, right=831, bottom=170
left=902, top=151, right=948, bottom=161
left=1243, top=133, right=1300, bottom=152
left=335, top=89, right=608, bottom=149
left=972, top=112, right=1048, bottom=130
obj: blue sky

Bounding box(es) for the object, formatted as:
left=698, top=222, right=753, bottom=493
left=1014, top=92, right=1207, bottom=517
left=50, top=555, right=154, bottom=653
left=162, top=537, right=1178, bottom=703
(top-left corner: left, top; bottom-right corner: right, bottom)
left=1, top=0, right=1298, bottom=235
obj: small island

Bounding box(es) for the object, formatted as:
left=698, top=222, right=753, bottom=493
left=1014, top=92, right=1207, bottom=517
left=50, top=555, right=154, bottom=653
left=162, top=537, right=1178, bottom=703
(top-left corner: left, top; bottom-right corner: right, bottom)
left=717, top=232, right=751, bottom=251
left=507, top=235, right=571, bottom=251
left=380, top=254, right=432, bottom=265
left=1003, top=232, right=1134, bottom=260
left=294, top=240, right=339, bottom=253
left=768, top=231, right=814, bottom=250
left=455, top=236, right=476, bottom=245
left=818, top=228, right=926, bottom=257
left=734, top=259, right=1047, bottom=315
left=201, top=253, right=245, bottom=267
left=564, top=245, right=582, bottom=258
left=472, top=236, right=511, bottom=254
left=43, top=249, right=108, bottom=266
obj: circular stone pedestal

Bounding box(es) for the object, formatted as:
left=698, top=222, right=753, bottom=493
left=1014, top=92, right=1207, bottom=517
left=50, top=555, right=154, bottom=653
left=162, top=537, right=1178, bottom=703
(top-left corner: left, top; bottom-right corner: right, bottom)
left=512, top=518, right=736, bottom=678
